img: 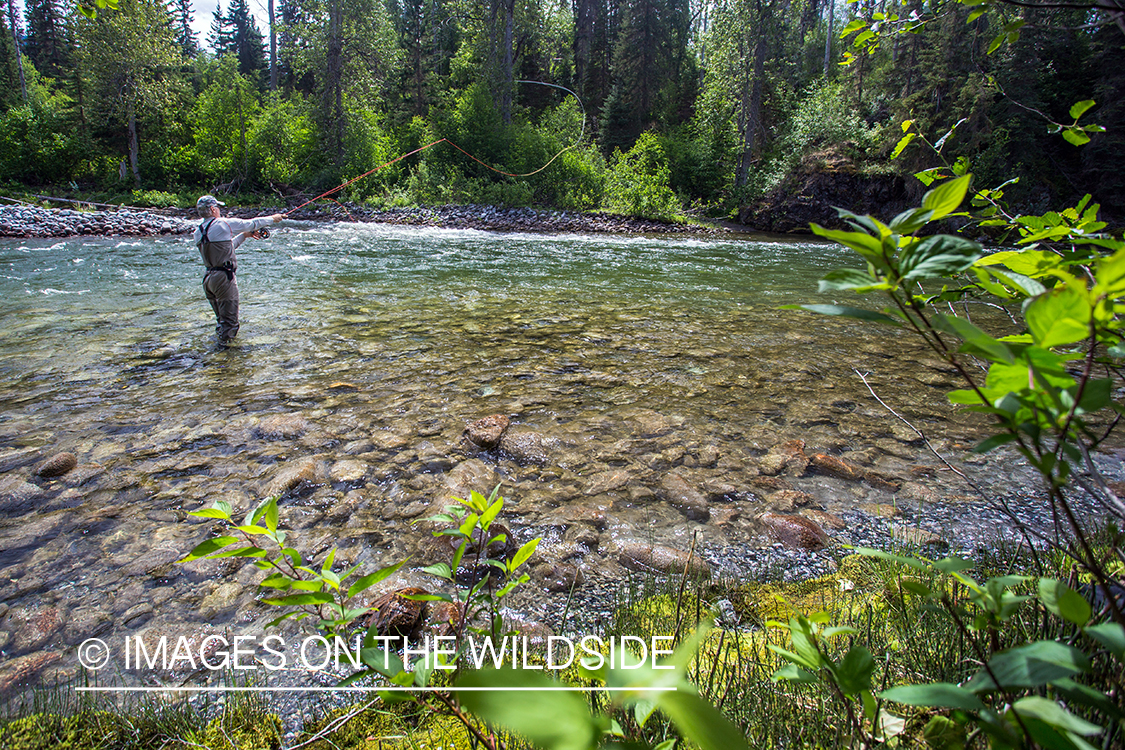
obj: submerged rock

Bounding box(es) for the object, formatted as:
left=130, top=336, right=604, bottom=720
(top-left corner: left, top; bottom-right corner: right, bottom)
left=263, top=458, right=323, bottom=498
left=0, top=652, right=61, bottom=696
left=759, top=512, right=830, bottom=551
left=464, top=414, right=510, bottom=449
left=0, top=476, right=44, bottom=513
left=443, top=459, right=500, bottom=502
left=499, top=430, right=549, bottom=465
left=659, top=473, right=710, bottom=521
left=255, top=414, right=310, bottom=440
left=809, top=453, right=901, bottom=491
left=615, top=541, right=711, bottom=579
left=758, top=440, right=808, bottom=477
left=34, top=452, right=77, bottom=478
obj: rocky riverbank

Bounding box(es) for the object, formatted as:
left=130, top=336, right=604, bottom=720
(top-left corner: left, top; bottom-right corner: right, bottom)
left=0, top=205, right=194, bottom=238
left=0, top=202, right=735, bottom=238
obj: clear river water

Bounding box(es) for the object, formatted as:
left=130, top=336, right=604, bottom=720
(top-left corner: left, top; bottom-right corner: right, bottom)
left=0, top=221, right=1064, bottom=693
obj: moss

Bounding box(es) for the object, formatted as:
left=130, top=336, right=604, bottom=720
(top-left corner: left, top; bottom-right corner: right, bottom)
left=201, top=711, right=283, bottom=750
left=0, top=711, right=126, bottom=750
left=730, top=554, right=889, bottom=626
left=298, top=703, right=482, bottom=750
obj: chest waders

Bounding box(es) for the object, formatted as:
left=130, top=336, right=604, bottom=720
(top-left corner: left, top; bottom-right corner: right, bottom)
left=199, top=218, right=240, bottom=343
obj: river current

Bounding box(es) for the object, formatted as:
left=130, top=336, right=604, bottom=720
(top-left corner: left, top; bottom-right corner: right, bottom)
left=0, top=221, right=1064, bottom=692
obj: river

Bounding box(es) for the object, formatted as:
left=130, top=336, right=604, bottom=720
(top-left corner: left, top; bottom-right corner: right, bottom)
left=0, top=221, right=1064, bottom=695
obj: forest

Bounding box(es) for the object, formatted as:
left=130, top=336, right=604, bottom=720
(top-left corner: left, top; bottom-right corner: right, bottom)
left=0, top=0, right=1122, bottom=222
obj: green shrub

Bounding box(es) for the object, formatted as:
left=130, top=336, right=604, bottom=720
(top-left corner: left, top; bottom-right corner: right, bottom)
left=130, top=189, right=179, bottom=207
left=248, top=93, right=319, bottom=186
left=604, top=131, right=681, bottom=220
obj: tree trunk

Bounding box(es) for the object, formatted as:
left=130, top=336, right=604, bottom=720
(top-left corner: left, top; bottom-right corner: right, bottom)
left=7, top=0, right=26, bottom=103
left=736, top=26, right=767, bottom=188
left=325, top=0, right=344, bottom=163
left=824, top=0, right=833, bottom=75
left=127, top=99, right=141, bottom=188
left=268, top=0, right=277, bottom=90
left=237, top=80, right=248, bottom=178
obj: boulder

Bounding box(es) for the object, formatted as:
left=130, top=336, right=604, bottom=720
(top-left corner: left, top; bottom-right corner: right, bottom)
left=737, top=149, right=913, bottom=234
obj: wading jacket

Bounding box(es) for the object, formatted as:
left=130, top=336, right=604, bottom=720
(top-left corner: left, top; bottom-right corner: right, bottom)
left=193, top=216, right=275, bottom=275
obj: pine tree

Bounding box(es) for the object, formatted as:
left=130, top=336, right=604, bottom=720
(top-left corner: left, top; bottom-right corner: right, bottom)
left=24, top=0, right=72, bottom=78
left=226, top=0, right=266, bottom=81
left=170, top=0, right=199, bottom=58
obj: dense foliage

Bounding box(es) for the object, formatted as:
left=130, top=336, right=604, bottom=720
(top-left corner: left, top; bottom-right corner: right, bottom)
left=0, top=0, right=1121, bottom=217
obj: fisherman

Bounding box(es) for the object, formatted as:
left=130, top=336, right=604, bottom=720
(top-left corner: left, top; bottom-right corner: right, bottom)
left=193, top=195, right=286, bottom=346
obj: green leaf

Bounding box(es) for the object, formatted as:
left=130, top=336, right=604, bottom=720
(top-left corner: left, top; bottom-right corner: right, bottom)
left=422, top=562, right=453, bottom=580
left=891, top=132, right=916, bottom=159
left=1051, top=678, right=1124, bottom=721
left=455, top=669, right=600, bottom=750
left=1026, top=288, right=1091, bottom=348
left=973, top=433, right=1018, bottom=453
left=480, top=497, right=503, bottom=530
left=179, top=535, right=240, bottom=562
left=818, top=268, right=887, bottom=292
left=657, top=689, right=752, bottom=750
left=1083, top=622, right=1125, bottom=659
left=345, top=559, right=407, bottom=599
left=1063, top=128, right=1091, bottom=147
left=836, top=646, right=875, bottom=695
left=931, top=314, right=1013, bottom=363
left=261, top=592, right=336, bottom=606
left=881, top=682, right=987, bottom=711
left=190, top=505, right=233, bottom=520
left=810, top=224, right=887, bottom=265
left=965, top=641, right=1091, bottom=692
left=1069, top=100, right=1096, bottom=120
left=899, top=235, right=984, bottom=280
left=509, top=538, right=540, bottom=571
left=889, top=207, right=935, bottom=234
left=264, top=497, right=279, bottom=533
left=921, top=174, right=972, bottom=220
left=772, top=663, right=818, bottom=683
left=780, top=304, right=902, bottom=326
left=932, top=556, right=975, bottom=574
left=852, top=546, right=929, bottom=570
left=1011, top=696, right=1102, bottom=736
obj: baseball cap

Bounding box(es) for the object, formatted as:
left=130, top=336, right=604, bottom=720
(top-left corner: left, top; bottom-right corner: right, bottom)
left=196, top=195, right=225, bottom=211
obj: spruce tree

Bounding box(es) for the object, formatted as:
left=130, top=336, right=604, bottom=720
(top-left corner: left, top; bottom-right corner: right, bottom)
left=24, top=0, right=72, bottom=78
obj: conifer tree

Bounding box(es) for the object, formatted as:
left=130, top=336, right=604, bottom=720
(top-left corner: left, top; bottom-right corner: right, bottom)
left=170, top=0, right=198, bottom=58
left=25, top=0, right=73, bottom=78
